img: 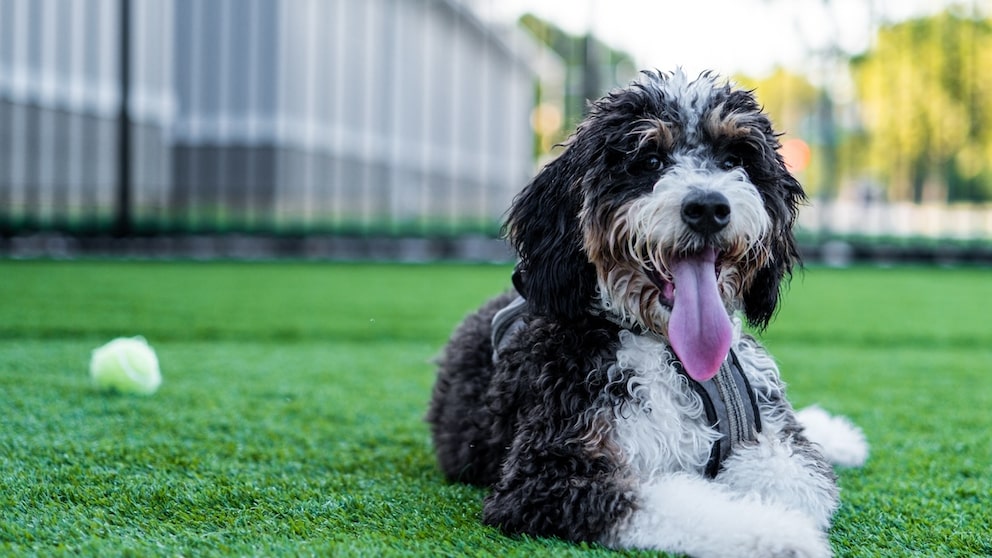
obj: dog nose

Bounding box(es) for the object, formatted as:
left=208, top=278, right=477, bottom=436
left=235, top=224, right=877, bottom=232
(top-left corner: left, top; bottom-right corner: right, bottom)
left=681, top=191, right=731, bottom=235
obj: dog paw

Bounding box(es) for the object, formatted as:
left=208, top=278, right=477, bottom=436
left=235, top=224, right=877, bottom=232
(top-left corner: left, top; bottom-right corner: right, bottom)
left=732, top=503, right=833, bottom=558
left=717, top=435, right=839, bottom=529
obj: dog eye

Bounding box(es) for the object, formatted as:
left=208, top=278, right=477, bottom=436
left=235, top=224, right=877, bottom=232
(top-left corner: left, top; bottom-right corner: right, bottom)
left=632, top=154, right=664, bottom=174
left=720, top=154, right=743, bottom=170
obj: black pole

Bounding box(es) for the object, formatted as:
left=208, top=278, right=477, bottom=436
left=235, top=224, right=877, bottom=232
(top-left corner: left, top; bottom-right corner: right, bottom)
left=115, top=0, right=131, bottom=237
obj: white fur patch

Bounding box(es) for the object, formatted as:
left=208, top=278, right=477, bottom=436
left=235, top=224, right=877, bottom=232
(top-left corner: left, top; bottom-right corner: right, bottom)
left=797, top=405, right=870, bottom=468
left=716, top=434, right=839, bottom=530
left=609, top=330, right=720, bottom=477
left=609, top=473, right=832, bottom=558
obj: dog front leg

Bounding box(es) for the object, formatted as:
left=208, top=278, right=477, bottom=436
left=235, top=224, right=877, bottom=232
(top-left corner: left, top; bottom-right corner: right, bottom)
left=609, top=472, right=832, bottom=558
left=481, top=420, right=637, bottom=544
left=483, top=472, right=636, bottom=545
left=716, top=433, right=840, bottom=530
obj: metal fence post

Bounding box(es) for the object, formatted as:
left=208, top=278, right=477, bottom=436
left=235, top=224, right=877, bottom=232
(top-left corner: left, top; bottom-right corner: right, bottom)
left=115, top=0, right=132, bottom=237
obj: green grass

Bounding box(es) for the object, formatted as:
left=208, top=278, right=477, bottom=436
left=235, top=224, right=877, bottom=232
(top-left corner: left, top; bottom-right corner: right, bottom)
left=1, top=261, right=990, bottom=557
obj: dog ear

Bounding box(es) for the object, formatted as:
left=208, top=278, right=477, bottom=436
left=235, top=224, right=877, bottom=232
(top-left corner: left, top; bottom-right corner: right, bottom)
left=743, top=164, right=805, bottom=330
left=504, top=149, right=597, bottom=320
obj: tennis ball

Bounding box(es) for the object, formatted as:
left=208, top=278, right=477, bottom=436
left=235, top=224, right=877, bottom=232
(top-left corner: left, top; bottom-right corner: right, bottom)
left=89, top=336, right=162, bottom=395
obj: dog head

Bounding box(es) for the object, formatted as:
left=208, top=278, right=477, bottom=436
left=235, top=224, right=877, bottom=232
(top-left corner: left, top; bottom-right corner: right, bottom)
left=505, top=70, right=805, bottom=381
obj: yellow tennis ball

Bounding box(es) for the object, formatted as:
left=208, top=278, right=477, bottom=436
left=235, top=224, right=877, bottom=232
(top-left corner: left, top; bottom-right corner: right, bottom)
left=89, top=337, right=162, bottom=395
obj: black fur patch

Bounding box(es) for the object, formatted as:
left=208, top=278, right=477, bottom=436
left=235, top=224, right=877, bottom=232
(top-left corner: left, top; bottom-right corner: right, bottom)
left=430, top=295, right=634, bottom=541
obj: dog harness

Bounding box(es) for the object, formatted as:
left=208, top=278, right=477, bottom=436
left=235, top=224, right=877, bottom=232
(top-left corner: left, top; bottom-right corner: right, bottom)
left=490, top=294, right=762, bottom=478
left=675, top=350, right=762, bottom=477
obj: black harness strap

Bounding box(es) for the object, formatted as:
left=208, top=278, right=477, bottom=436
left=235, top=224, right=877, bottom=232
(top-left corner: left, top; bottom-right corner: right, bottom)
left=491, top=295, right=529, bottom=361
left=674, top=351, right=762, bottom=478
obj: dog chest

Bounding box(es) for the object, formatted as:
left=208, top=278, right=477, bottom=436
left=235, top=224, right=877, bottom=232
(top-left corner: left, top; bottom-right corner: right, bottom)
left=607, top=331, right=722, bottom=479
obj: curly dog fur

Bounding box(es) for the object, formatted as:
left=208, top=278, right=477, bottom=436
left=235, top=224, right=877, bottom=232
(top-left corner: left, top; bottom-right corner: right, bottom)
left=428, top=70, right=867, bottom=557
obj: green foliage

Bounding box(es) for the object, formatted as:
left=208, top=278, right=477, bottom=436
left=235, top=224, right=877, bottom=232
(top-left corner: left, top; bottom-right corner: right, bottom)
left=852, top=9, right=992, bottom=202
left=518, top=12, right=638, bottom=155
left=734, top=69, right=827, bottom=195
left=735, top=68, right=820, bottom=139
left=729, top=9, right=992, bottom=204
left=1, top=261, right=990, bottom=556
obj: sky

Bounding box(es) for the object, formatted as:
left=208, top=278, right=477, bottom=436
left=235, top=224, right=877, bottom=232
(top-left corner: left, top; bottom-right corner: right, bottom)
left=471, top=0, right=968, bottom=77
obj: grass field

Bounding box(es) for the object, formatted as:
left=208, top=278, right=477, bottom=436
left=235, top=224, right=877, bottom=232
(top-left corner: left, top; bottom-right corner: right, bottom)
left=1, top=260, right=990, bottom=557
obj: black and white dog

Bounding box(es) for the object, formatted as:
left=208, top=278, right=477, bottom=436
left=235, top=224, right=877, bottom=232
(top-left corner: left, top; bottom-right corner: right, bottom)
left=428, top=70, right=867, bottom=557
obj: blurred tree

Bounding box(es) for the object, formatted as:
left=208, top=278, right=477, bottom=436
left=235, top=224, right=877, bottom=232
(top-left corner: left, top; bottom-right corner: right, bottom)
left=518, top=13, right=637, bottom=156
left=735, top=69, right=823, bottom=191
left=852, top=8, right=992, bottom=202
left=735, top=68, right=820, bottom=138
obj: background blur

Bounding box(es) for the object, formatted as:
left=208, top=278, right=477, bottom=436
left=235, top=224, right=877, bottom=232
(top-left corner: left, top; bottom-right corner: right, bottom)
left=1, top=0, right=991, bottom=263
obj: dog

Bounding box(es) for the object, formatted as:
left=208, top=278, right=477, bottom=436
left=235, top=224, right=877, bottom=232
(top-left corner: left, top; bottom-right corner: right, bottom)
left=427, top=70, right=867, bottom=558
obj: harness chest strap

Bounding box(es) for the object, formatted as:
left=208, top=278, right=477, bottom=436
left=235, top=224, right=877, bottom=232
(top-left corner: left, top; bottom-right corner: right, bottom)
left=490, top=294, right=529, bottom=362
left=490, top=295, right=762, bottom=478
left=675, top=350, right=762, bottom=478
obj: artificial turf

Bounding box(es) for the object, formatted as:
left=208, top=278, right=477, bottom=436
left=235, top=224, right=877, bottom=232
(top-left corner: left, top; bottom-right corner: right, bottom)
left=0, top=260, right=989, bottom=556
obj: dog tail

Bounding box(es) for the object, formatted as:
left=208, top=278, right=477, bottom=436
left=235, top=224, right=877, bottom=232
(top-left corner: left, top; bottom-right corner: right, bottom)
left=796, top=405, right=869, bottom=468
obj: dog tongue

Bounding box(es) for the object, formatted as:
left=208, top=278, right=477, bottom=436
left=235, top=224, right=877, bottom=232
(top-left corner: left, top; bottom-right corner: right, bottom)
left=668, top=247, right=732, bottom=382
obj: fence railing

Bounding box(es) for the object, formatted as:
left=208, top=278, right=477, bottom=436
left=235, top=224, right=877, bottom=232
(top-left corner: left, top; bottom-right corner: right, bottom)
left=799, top=201, right=992, bottom=242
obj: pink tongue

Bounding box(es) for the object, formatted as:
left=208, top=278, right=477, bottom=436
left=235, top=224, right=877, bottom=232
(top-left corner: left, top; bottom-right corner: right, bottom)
left=668, top=248, right=732, bottom=382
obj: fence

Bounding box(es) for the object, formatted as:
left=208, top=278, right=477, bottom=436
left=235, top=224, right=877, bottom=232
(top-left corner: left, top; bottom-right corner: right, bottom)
left=0, top=0, right=542, bottom=243
left=1, top=0, right=991, bottom=263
